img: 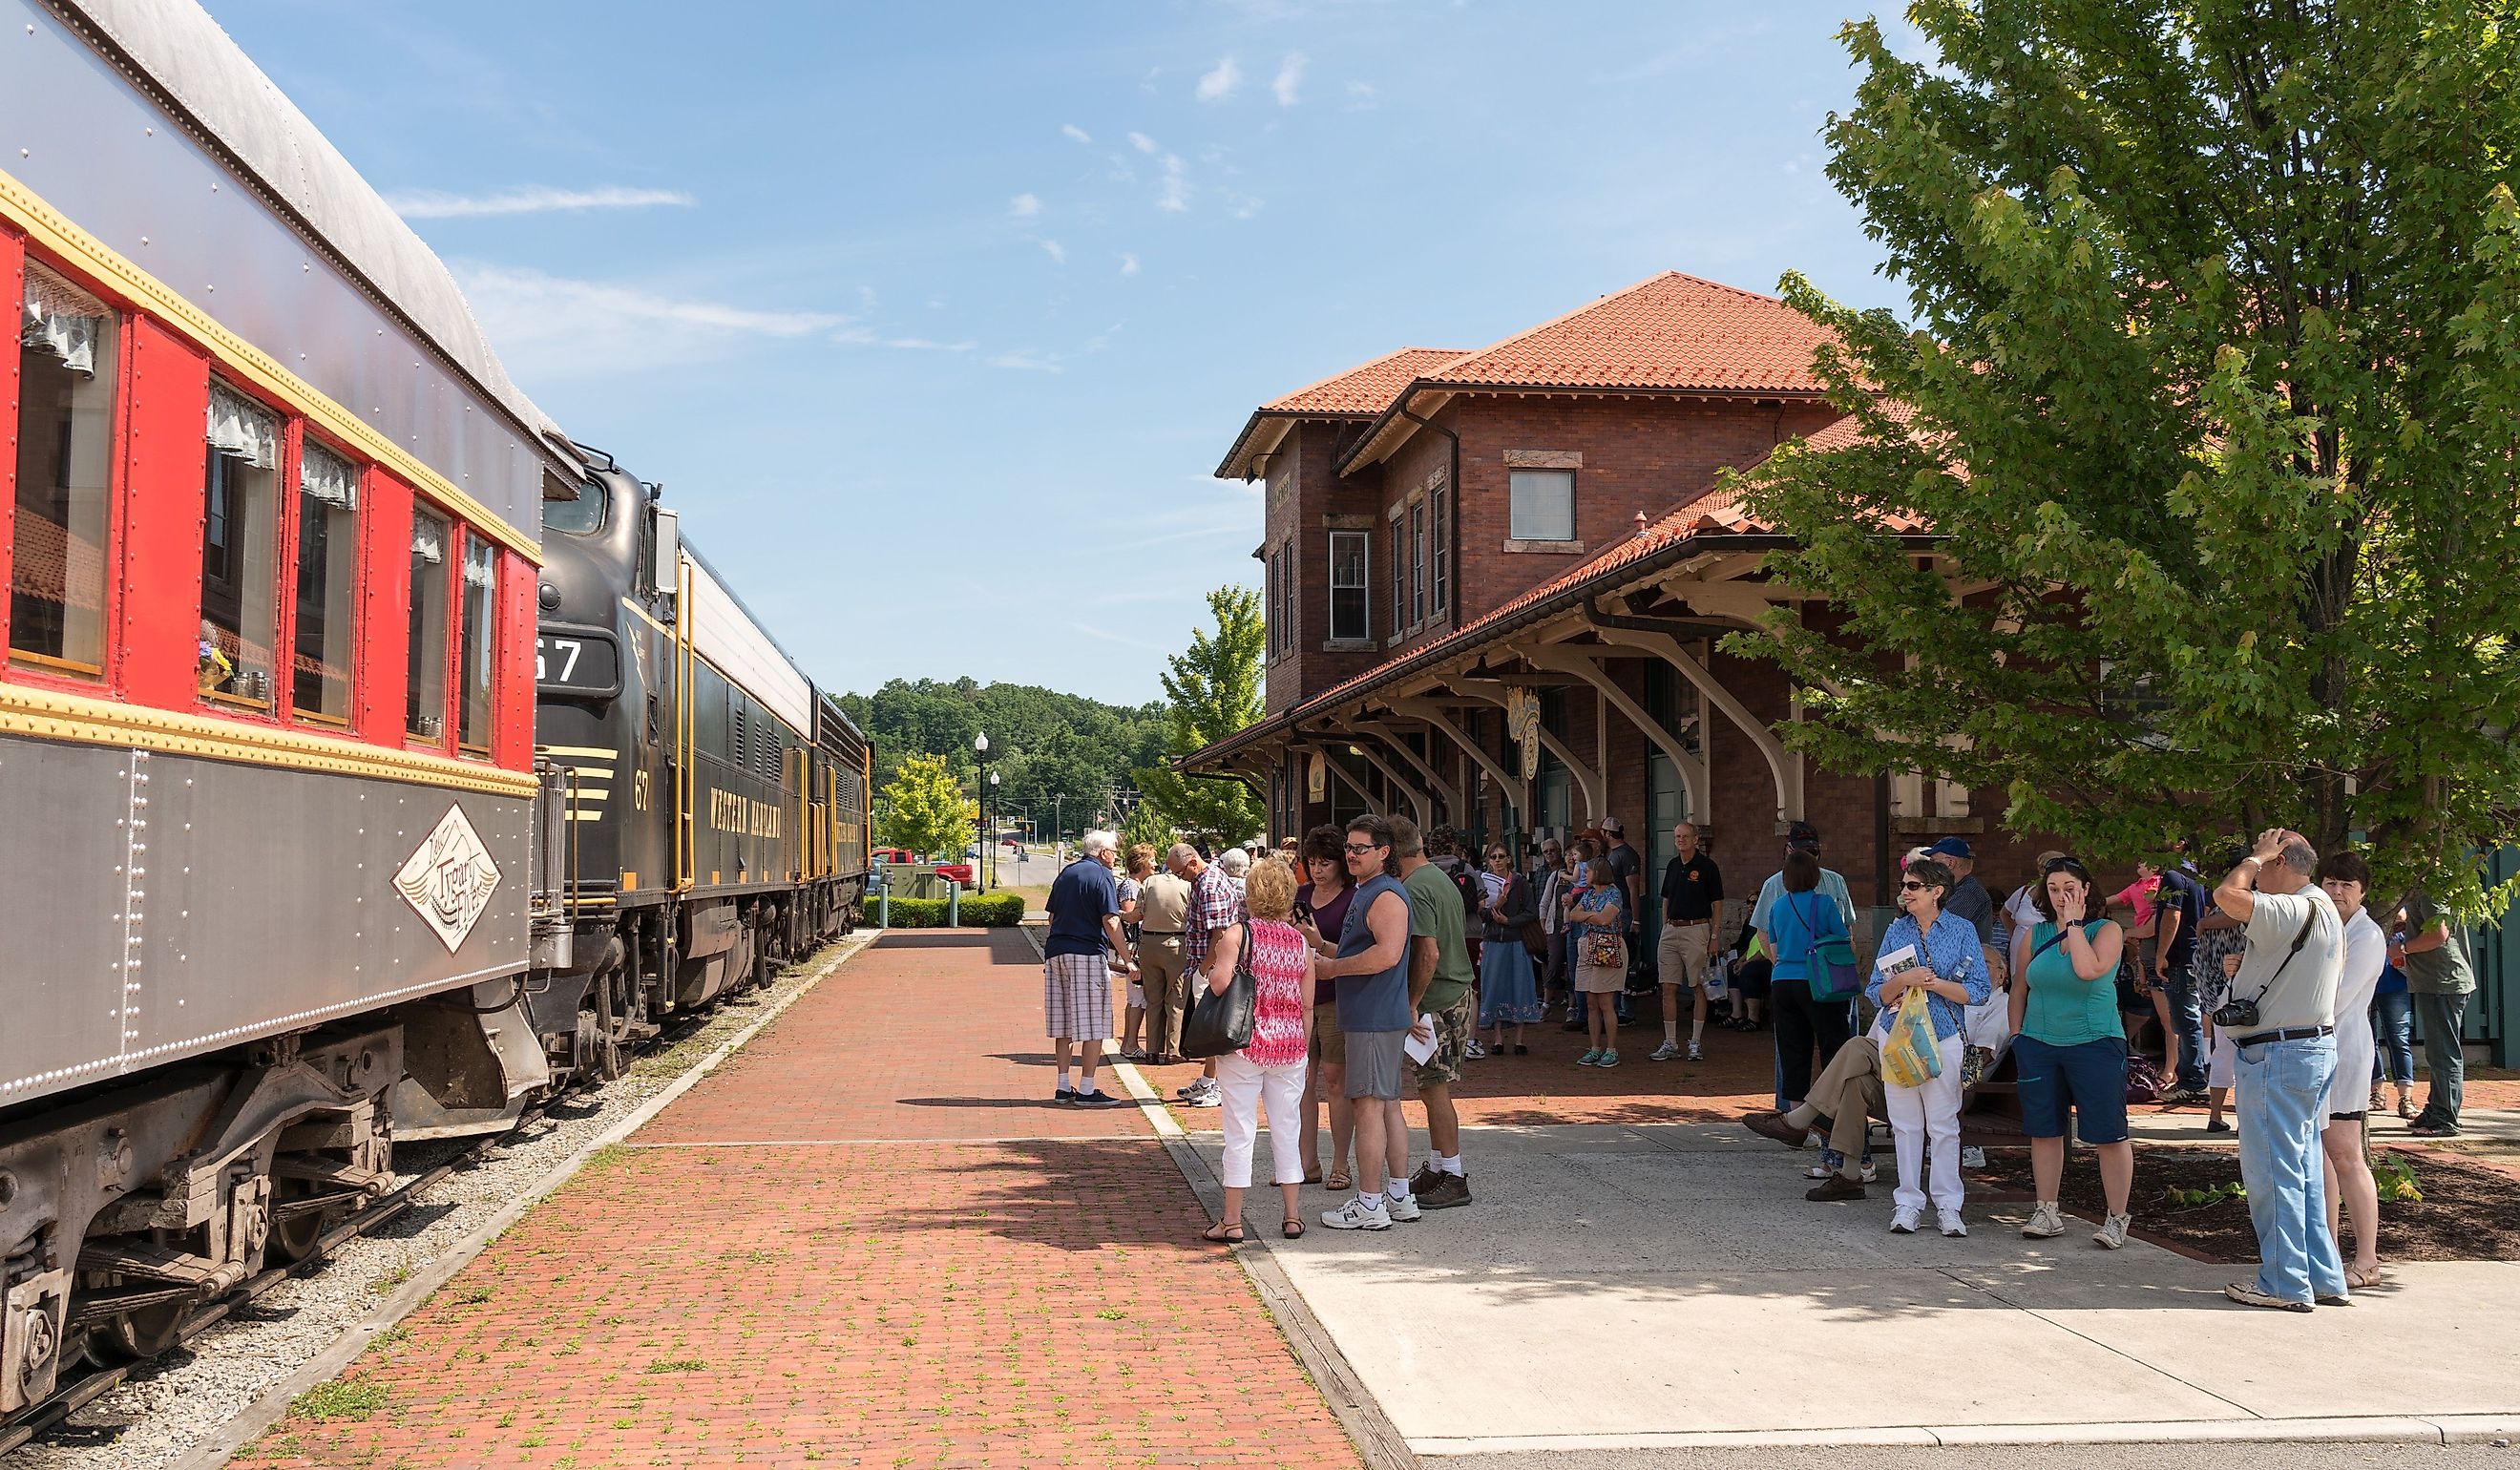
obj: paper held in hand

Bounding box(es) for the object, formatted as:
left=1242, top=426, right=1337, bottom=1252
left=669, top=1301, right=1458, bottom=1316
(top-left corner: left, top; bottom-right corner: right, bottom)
left=1404, top=1015, right=1438, bottom=1064
left=1876, top=943, right=1922, bottom=979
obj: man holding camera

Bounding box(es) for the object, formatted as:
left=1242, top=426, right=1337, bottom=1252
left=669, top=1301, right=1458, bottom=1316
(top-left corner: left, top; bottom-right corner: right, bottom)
left=2211, top=829, right=2349, bottom=1312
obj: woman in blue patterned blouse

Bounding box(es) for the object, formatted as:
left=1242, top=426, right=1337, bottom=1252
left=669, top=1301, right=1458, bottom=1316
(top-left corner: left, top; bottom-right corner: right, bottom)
left=1866, top=856, right=1993, bottom=1238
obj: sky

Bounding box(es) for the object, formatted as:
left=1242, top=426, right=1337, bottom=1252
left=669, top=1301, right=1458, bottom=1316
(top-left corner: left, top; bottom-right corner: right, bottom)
left=207, top=1, right=1921, bottom=707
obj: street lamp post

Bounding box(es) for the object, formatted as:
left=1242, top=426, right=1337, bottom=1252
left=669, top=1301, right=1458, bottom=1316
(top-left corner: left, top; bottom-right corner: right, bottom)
left=986, top=769, right=999, bottom=890
left=973, top=732, right=989, bottom=893
left=1053, top=792, right=1063, bottom=851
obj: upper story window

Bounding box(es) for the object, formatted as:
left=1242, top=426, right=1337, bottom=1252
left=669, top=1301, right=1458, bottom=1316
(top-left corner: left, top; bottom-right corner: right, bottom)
left=544, top=478, right=606, bottom=536
left=456, top=533, right=498, bottom=752
left=200, top=381, right=281, bottom=708
left=1430, top=484, right=1450, bottom=615
left=1329, top=529, right=1367, bottom=642
left=1408, top=499, right=1426, bottom=626
left=1389, top=509, right=1405, bottom=635
left=292, top=440, right=359, bottom=723
left=12, top=262, right=119, bottom=676
left=1508, top=469, right=1577, bottom=542
left=408, top=509, right=452, bottom=741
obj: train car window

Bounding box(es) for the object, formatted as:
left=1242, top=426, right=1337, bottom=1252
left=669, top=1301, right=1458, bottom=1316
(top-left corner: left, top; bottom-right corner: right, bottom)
left=407, top=509, right=452, bottom=740
left=455, top=533, right=497, bottom=751
left=291, top=440, right=359, bottom=723
left=200, top=381, right=282, bottom=708
left=544, top=479, right=605, bottom=536
left=11, top=262, right=119, bottom=676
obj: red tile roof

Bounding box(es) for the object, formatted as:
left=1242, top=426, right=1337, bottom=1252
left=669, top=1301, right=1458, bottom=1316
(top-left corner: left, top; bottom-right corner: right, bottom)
left=1423, top=271, right=1833, bottom=394
left=1216, top=346, right=1472, bottom=479
left=1265, top=346, right=1471, bottom=415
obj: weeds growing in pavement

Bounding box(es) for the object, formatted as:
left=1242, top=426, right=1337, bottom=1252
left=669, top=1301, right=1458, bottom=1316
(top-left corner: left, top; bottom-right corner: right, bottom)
left=289, top=1379, right=391, bottom=1422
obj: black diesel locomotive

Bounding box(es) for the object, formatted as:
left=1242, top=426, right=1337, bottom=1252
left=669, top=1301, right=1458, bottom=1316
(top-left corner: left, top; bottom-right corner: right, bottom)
left=510, top=454, right=870, bottom=1094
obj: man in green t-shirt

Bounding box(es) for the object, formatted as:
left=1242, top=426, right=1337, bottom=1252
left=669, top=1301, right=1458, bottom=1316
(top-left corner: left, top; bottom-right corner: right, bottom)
left=1394, top=816, right=1478, bottom=1210
left=2395, top=888, right=2475, bottom=1136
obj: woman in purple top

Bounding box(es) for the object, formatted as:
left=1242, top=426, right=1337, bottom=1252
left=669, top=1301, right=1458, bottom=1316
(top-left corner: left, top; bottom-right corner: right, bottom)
left=1292, top=825, right=1357, bottom=1190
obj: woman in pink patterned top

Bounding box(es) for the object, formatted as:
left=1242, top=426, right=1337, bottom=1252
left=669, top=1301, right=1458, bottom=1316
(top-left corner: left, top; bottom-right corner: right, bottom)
left=1198, top=856, right=1317, bottom=1242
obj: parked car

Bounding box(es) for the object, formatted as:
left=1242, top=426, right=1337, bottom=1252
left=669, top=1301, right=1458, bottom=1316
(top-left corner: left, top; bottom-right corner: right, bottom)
left=934, top=862, right=976, bottom=885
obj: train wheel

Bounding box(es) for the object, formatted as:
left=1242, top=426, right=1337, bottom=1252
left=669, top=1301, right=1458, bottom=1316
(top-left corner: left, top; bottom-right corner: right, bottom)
left=264, top=1180, right=334, bottom=1265
left=97, top=1299, right=189, bottom=1361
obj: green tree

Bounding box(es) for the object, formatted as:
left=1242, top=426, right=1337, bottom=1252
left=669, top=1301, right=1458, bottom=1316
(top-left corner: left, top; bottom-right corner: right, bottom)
left=1731, top=2, right=2520, bottom=907
left=1136, top=586, right=1267, bottom=847
left=1119, top=798, right=1176, bottom=858
left=876, top=752, right=976, bottom=861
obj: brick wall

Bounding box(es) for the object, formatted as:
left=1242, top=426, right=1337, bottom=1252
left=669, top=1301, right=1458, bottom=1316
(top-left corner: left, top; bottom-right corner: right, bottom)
left=1260, top=420, right=1388, bottom=715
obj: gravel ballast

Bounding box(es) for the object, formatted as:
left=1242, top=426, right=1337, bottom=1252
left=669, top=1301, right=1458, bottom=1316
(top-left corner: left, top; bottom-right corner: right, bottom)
left=17, top=933, right=873, bottom=1470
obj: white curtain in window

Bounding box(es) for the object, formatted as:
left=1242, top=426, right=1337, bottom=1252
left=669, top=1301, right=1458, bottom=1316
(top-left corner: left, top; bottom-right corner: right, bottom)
left=462, top=543, right=496, bottom=589
left=206, top=382, right=279, bottom=469
left=300, top=442, right=358, bottom=510
left=21, top=262, right=108, bottom=376
left=1508, top=470, right=1576, bottom=541
left=411, top=521, right=446, bottom=565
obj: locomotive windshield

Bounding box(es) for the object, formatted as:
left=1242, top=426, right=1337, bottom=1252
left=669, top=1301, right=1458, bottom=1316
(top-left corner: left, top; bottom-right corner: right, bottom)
left=544, top=478, right=606, bottom=536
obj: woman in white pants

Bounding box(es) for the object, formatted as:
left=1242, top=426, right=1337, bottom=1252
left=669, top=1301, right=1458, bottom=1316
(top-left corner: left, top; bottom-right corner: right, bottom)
left=1864, top=857, right=1994, bottom=1237
left=1198, top=857, right=1318, bottom=1242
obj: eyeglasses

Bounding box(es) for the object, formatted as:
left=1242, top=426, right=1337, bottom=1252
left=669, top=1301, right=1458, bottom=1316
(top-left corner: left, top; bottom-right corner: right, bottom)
left=1899, top=880, right=1930, bottom=892
left=1343, top=842, right=1383, bottom=855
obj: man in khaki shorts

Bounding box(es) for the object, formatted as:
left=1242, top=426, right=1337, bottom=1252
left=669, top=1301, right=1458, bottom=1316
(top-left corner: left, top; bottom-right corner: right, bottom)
left=1132, top=858, right=1194, bottom=1063
left=1653, top=822, right=1724, bottom=1062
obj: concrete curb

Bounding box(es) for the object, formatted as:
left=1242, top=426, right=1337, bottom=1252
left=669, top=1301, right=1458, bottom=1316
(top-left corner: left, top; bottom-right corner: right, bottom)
left=169, top=929, right=881, bottom=1470
left=1406, top=1414, right=2519, bottom=1454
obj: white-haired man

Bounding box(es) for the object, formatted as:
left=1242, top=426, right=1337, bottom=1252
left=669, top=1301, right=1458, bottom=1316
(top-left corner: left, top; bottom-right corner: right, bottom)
left=1044, top=830, right=1132, bottom=1106
left=1170, top=842, right=1245, bottom=1107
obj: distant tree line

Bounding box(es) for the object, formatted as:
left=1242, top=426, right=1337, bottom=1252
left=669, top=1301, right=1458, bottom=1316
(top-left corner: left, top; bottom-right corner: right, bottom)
left=837, top=677, right=1169, bottom=842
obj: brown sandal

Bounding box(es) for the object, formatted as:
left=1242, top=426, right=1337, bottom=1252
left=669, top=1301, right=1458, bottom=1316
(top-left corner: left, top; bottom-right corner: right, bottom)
left=1283, top=1218, right=1306, bottom=1239
left=1201, top=1221, right=1245, bottom=1244
left=1324, top=1169, right=1352, bottom=1191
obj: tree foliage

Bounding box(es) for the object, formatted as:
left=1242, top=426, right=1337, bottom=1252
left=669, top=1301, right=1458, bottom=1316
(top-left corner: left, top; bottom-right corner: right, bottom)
left=837, top=677, right=1166, bottom=843
left=875, top=752, right=977, bottom=860
left=1136, top=586, right=1267, bottom=847
left=1732, top=0, right=2520, bottom=908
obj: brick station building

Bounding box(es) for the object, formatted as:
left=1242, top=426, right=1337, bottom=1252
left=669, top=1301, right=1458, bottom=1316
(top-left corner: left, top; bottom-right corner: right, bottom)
left=1185, top=269, right=2038, bottom=942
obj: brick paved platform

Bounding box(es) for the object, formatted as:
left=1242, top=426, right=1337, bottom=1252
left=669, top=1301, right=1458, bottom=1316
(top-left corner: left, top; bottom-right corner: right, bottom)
left=235, top=933, right=1362, bottom=1470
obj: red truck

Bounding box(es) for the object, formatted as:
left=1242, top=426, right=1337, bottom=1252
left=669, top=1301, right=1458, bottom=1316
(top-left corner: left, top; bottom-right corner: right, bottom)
left=874, top=847, right=974, bottom=886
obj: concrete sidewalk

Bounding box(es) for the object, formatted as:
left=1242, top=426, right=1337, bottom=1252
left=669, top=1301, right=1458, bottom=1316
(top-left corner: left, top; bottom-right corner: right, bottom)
left=1184, top=1119, right=2520, bottom=1456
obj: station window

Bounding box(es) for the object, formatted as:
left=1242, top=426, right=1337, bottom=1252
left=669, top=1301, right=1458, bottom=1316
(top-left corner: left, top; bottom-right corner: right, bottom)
left=1388, top=510, right=1404, bottom=633
left=1408, top=499, right=1425, bottom=626
left=1329, top=530, right=1367, bottom=641
left=291, top=440, right=358, bottom=723
left=1509, top=469, right=1576, bottom=542
left=1430, top=483, right=1450, bottom=615
left=455, top=532, right=497, bottom=751
left=11, top=262, right=119, bottom=676
left=407, top=509, right=452, bottom=740
left=200, top=381, right=281, bottom=708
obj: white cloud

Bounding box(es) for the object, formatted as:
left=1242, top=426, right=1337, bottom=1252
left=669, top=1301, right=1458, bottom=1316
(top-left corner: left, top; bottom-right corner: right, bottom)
left=1157, top=155, right=1189, bottom=213
left=1345, top=79, right=1378, bottom=109
left=1272, top=53, right=1307, bottom=106
left=1224, top=192, right=1263, bottom=220
left=452, top=261, right=848, bottom=378
left=989, top=348, right=1063, bottom=372
left=1196, top=56, right=1241, bottom=102
left=1119, top=252, right=1141, bottom=277
left=387, top=184, right=695, bottom=220
left=1127, top=131, right=1160, bottom=156
left=1061, top=123, right=1093, bottom=144
left=1038, top=238, right=1068, bottom=265
left=1085, top=322, right=1124, bottom=352
left=1008, top=192, right=1042, bottom=220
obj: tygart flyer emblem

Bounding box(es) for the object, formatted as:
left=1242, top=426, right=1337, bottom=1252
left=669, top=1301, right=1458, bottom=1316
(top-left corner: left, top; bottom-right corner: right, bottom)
left=394, top=805, right=503, bottom=953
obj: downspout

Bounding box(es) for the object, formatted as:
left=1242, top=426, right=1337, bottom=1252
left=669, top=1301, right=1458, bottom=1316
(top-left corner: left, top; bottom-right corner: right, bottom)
left=1396, top=404, right=1460, bottom=625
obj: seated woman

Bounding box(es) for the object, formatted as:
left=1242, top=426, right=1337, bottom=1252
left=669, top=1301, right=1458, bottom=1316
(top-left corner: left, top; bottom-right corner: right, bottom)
left=2009, top=856, right=2136, bottom=1249
left=1868, top=856, right=1993, bottom=1237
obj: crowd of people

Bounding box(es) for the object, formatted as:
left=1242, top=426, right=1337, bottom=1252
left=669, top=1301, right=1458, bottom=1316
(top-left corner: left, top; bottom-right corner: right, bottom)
left=1036, top=810, right=2475, bottom=1308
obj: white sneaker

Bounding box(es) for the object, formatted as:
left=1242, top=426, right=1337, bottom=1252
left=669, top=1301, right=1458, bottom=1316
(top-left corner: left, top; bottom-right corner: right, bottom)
left=1321, top=1196, right=1391, bottom=1231
left=1859, top=1161, right=1880, bottom=1184
left=1687, top=1040, right=1703, bottom=1061
left=1383, top=1192, right=1422, bottom=1223
left=1464, top=1039, right=1489, bottom=1060
left=2022, top=1201, right=2067, bottom=1239
left=1175, top=1078, right=1207, bottom=1100
left=2093, top=1212, right=2132, bottom=1250
left=1938, top=1208, right=1967, bottom=1238
left=1961, top=1145, right=1987, bottom=1168
left=1187, top=1086, right=1222, bottom=1108
left=1650, top=1040, right=1681, bottom=1061
left=1890, top=1206, right=1922, bottom=1234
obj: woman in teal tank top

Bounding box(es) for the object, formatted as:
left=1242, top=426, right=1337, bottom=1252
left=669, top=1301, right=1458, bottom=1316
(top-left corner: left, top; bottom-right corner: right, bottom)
left=2006, top=856, right=2137, bottom=1247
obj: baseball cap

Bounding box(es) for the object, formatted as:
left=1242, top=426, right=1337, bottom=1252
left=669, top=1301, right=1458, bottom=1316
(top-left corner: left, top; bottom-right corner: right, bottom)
left=1600, top=816, right=1625, bottom=834
left=1785, top=820, right=1821, bottom=851
left=1925, top=837, right=1973, bottom=860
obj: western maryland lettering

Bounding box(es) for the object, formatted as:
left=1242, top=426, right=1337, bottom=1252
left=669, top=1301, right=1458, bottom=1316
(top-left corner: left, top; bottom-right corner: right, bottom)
left=707, top=787, right=786, bottom=838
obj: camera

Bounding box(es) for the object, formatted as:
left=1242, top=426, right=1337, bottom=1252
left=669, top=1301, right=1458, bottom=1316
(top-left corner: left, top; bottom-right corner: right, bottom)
left=2212, top=997, right=2259, bottom=1031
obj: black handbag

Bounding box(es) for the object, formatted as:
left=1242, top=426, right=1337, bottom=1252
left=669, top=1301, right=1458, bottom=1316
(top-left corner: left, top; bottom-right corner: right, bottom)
left=1181, top=921, right=1258, bottom=1059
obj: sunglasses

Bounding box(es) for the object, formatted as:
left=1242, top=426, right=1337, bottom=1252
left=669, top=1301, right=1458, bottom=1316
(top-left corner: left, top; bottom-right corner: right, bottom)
left=1900, top=880, right=1932, bottom=892
left=1343, top=842, right=1383, bottom=854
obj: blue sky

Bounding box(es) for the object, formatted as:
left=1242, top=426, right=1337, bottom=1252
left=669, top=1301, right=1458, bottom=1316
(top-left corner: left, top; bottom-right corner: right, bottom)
left=210, top=2, right=1918, bottom=707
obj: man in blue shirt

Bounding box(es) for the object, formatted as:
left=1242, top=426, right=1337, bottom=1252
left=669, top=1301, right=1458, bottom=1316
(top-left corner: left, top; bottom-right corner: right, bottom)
left=2152, top=854, right=2213, bottom=1102
left=1042, top=830, right=1133, bottom=1106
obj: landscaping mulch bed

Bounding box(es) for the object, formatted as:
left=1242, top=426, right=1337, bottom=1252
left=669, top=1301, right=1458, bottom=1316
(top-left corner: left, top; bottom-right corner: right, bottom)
left=1971, top=1143, right=2520, bottom=1264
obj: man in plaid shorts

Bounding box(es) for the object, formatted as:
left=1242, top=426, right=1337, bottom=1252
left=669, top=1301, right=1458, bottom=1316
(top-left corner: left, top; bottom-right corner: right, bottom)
left=1044, top=830, right=1133, bottom=1105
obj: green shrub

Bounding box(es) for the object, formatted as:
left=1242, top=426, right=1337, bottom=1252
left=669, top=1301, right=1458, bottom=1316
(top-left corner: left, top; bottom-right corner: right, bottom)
left=870, top=892, right=1023, bottom=929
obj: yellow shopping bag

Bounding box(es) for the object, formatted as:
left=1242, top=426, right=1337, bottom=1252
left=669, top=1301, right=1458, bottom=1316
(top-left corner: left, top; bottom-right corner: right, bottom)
left=1880, top=985, right=1944, bottom=1089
